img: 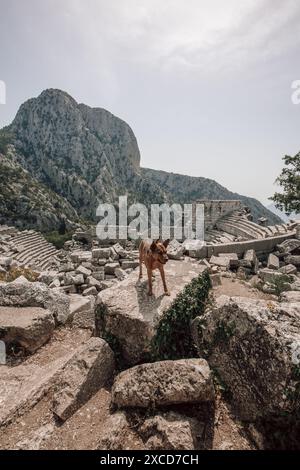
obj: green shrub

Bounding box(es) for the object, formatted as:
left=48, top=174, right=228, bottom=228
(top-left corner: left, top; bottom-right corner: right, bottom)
left=44, top=230, right=73, bottom=249
left=150, top=270, right=212, bottom=361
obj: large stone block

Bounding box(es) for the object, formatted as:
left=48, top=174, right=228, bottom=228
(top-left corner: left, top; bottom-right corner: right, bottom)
left=196, top=295, right=300, bottom=420
left=95, top=260, right=207, bottom=365
left=52, top=337, right=114, bottom=421
left=0, top=306, right=55, bottom=353
left=111, top=359, right=214, bottom=409
left=0, top=278, right=70, bottom=325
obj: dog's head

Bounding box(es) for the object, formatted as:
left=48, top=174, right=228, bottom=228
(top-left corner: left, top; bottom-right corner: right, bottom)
left=150, top=239, right=170, bottom=265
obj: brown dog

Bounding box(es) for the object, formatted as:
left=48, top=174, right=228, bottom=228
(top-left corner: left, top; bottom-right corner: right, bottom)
left=139, top=239, right=170, bottom=296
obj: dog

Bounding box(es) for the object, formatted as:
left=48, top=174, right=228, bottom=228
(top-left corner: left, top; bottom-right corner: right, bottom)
left=139, top=239, right=170, bottom=296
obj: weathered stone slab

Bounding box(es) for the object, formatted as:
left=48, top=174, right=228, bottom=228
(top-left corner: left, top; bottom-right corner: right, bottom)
left=95, top=260, right=206, bottom=365
left=285, top=255, right=300, bottom=267
left=120, top=260, right=139, bottom=269
left=92, top=248, right=110, bottom=259
left=197, top=295, right=300, bottom=420
left=183, top=240, right=206, bottom=258
left=0, top=306, right=55, bottom=354
left=209, top=255, right=230, bottom=269
left=267, top=253, right=280, bottom=270
left=111, top=359, right=214, bottom=409
left=0, top=278, right=70, bottom=325
left=104, top=262, right=119, bottom=275
left=277, top=239, right=300, bottom=254
left=279, top=264, right=297, bottom=275
left=70, top=294, right=95, bottom=329
left=52, top=337, right=114, bottom=421
left=258, top=268, right=291, bottom=284
left=167, top=239, right=185, bottom=260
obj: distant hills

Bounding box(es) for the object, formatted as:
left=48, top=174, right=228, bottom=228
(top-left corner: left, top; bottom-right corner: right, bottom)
left=0, top=89, right=282, bottom=231
left=267, top=203, right=298, bottom=223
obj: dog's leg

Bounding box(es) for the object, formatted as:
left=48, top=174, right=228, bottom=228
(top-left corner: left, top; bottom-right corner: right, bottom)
left=159, top=266, right=170, bottom=296
left=147, top=267, right=153, bottom=296
left=139, top=252, right=143, bottom=279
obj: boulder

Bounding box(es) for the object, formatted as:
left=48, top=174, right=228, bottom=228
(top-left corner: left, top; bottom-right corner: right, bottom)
left=258, top=268, right=291, bottom=284
left=243, top=249, right=258, bottom=274
left=92, top=248, right=110, bottom=260
left=0, top=278, right=70, bottom=325
left=92, top=270, right=105, bottom=281
left=279, top=264, right=298, bottom=275
left=97, top=412, right=136, bottom=450
left=95, top=260, right=207, bottom=365
left=0, top=306, right=55, bottom=354
left=76, top=265, right=92, bottom=277
left=218, top=253, right=239, bottom=268
left=114, top=267, right=127, bottom=281
left=111, top=359, right=214, bottom=409
left=111, top=243, right=127, bottom=259
left=120, top=260, right=139, bottom=270
left=82, top=286, right=97, bottom=297
left=37, top=271, right=57, bottom=285
left=197, top=295, right=300, bottom=420
left=267, top=253, right=280, bottom=270
left=52, top=337, right=114, bottom=421
left=140, top=412, right=203, bottom=450
left=0, top=256, right=12, bottom=267
left=277, top=239, right=300, bottom=254
left=167, top=240, right=185, bottom=260
left=58, top=261, right=75, bottom=273
left=65, top=272, right=84, bottom=286
left=209, top=255, right=230, bottom=269
left=87, top=276, right=101, bottom=290
left=104, top=262, right=120, bottom=275
left=69, top=294, right=95, bottom=329
left=183, top=240, right=206, bottom=258
left=285, top=255, right=300, bottom=267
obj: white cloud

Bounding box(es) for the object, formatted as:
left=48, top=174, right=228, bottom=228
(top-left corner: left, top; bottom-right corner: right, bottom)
left=64, top=0, right=300, bottom=75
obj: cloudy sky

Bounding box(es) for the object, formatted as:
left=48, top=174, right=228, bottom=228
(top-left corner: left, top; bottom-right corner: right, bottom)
left=0, top=0, right=299, bottom=205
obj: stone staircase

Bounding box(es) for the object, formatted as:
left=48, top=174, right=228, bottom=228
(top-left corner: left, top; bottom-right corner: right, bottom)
left=4, top=229, right=60, bottom=270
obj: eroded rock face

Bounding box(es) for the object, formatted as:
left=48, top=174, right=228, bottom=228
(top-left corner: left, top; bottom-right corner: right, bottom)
left=111, top=359, right=214, bottom=409
left=0, top=278, right=70, bottom=325
left=197, top=295, right=300, bottom=421
left=0, top=306, right=55, bottom=353
left=52, top=337, right=115, bottom=421
left=95, top=261, right=206, bottom=365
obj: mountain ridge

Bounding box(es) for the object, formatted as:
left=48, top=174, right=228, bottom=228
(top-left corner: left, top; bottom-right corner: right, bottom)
left=0, top=88, right=282, bottom=231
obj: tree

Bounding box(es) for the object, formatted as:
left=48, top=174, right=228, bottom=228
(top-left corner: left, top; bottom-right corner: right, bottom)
left=270, top=152, right=300, bottom=215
